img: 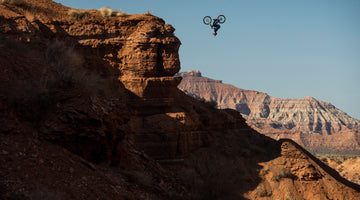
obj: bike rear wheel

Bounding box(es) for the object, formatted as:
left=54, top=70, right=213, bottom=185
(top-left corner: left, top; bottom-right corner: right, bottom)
left=203, top=16, right=212, bottom=25
left=217, top=15, right=226, bottom=24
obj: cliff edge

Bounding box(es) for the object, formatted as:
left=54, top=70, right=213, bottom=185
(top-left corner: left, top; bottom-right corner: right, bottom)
left=1, top=1, right=360, bottom=199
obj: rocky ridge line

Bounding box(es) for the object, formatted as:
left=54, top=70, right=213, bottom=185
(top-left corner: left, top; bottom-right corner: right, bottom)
left=178, top=70, right=360, bottom=154
left=1, top=1, right=360, bottom=199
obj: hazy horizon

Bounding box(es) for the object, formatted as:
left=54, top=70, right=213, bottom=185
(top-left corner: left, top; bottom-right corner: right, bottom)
left=54, top=0, right=360, bottom=120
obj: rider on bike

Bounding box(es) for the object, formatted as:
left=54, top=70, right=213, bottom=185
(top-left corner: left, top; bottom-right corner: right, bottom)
left=211, top=18, right=221, bottom=36
left=203, top=15, right=225, bottom=36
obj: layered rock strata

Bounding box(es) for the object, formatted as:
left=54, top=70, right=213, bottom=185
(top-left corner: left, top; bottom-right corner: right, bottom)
left=0, top=0, right=242, bottom=163
left=178, top=71, right=360, bottom=154
left=1, top=1, right=360, bottom=199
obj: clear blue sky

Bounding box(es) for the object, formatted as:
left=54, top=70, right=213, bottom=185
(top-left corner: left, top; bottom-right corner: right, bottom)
left=54, top=0, right=360, bottom=120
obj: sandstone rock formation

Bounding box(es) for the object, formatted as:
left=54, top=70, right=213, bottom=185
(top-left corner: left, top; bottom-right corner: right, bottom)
left=178, top=70, right=360, bottom=154
left=1, top=1, right=360, bottom=199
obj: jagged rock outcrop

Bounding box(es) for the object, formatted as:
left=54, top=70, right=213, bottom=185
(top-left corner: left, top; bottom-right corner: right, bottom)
left=178, top=71, right=360, bottom=154
left=114, top=16, right=182, bottom=108
left=1, top=1, right=360, bottom=199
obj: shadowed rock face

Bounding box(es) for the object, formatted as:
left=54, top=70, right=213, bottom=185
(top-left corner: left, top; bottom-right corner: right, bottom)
left=1, top=1, right=360, bottom=200
left=0, top=0, right=185, bottom=162
left=178, top=71, right=360, bottom=154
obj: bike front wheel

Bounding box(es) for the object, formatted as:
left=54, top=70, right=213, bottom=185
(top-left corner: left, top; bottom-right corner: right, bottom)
left=203, top=16, right=212, bottom=25
left=217, top=15, right=226, bottom=24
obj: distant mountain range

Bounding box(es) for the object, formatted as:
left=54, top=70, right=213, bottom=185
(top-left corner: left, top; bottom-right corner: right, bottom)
left=177, top=70, right=360, bottom=154
left=2, top=1, right=360, bottom=198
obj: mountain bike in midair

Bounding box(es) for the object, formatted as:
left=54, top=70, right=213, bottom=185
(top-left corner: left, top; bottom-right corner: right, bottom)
left=203, top=15, right=226, bottom=36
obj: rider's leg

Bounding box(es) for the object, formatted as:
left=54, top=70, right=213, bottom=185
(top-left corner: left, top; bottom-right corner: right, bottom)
left=214, top=25, right=220, bottom=33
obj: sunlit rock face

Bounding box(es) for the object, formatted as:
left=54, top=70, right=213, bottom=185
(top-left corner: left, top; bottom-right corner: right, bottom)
left=115, top=17, right=182, bottom=108
left=178, top=71, right=360, bottom=154
left=2, top=2, right=360, bottom=199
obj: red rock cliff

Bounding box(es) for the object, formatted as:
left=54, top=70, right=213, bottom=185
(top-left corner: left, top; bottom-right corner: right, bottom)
left=1, top=1, right=360, bottom=199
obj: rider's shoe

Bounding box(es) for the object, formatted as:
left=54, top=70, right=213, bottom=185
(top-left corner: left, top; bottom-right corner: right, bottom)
left=213, top=32, right=217, bottom=36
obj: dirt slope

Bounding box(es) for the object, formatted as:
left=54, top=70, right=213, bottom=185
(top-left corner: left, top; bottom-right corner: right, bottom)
left=1, top=1, right=360, bottom=199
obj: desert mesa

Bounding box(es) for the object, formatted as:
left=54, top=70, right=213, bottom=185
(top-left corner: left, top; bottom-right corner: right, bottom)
left=1, top=0, right=360, bottom=199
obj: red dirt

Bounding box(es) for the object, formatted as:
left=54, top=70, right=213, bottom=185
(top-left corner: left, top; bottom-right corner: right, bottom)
left=1, top=1, right=360, bottom=199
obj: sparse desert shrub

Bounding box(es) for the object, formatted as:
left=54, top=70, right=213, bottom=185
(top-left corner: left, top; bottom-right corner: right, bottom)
left=1, top=0, right=24, bottom=5
left=255, top=188, right=269, bottom=197
left=10, top=0, right=23, bottom=5
left=145, top=9, right=152, bottom=16
left=2, top=39, right=121, bottom=127
left=259, top=167, right=269, bottom=176
left=68, top=9, right=90, bottom=21
left=116, top=9, right=130, bottom=17
left=99, top=7, right=113, bottom=18
left=45, top=40, right=83, bottom=88
left=338, top=167, right=344, bottom=172
left=45, top=40, right=122, bottom=97
left=316, top=154, right=357, bottom=166
left=24, top=10, right=36, bottom=22
left=45, top=41, right=82, bottom=69
left=271, top=166, right=294, bottom=182
left=2, top=41, right=82, bottom=123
